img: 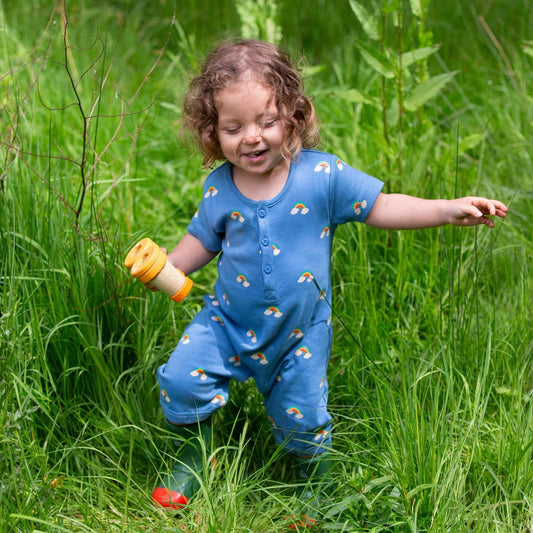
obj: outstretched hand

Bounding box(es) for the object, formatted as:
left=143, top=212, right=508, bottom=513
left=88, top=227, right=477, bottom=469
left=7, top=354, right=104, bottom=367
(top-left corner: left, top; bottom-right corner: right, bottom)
left=447, top=197, right=508, bottom=228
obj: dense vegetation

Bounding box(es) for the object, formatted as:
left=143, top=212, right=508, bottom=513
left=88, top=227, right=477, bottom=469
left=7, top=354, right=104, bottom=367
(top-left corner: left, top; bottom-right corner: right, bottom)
left=1, top=1, right=532, bottom=531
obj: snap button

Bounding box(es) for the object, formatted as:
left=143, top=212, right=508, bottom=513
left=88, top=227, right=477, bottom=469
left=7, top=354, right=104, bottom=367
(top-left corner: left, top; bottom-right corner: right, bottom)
left=258, top=208, right=266, bottom=218
left=264, top=265, right=272, bottom=274
left=261, top=237, right=269, bottom=246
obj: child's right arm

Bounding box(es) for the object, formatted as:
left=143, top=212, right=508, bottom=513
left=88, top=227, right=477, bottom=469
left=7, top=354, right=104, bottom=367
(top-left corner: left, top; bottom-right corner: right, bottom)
left=165, top=232, right=218, bottom=276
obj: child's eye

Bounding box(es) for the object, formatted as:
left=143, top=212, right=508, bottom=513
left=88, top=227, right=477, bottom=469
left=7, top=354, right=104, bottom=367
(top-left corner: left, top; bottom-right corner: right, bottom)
left=262, top=118, right=278, bottom=128
left=223, top=127, right=240, bottom=134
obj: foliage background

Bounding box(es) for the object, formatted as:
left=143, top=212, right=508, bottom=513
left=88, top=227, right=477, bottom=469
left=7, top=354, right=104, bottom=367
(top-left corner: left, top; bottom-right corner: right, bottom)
left=1, top=1, right=532, bottom=531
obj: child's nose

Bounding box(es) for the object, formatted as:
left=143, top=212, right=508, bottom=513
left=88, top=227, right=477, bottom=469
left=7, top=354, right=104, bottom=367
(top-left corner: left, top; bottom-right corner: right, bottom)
left=243, top=125, right=261, bottom=144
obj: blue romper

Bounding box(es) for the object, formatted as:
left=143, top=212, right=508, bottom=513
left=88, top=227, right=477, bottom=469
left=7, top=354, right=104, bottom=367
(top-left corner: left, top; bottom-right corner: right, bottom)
left=157, top=150, right=383, bottom=455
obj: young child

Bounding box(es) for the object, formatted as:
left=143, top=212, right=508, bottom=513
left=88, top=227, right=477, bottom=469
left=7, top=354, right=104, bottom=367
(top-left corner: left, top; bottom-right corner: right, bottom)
left=150, top=39, right=508, bottom=518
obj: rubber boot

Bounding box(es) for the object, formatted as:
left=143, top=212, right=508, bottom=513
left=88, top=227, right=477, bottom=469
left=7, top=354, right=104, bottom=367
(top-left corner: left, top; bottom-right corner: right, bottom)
left=288, top=451, right=334, bottom=529
left=152, top=418, right=212, bottom=510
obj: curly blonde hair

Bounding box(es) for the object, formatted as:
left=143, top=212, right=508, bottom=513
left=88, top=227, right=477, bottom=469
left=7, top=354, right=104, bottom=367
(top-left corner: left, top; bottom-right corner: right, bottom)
left=182, top=39, right=320, bottom=167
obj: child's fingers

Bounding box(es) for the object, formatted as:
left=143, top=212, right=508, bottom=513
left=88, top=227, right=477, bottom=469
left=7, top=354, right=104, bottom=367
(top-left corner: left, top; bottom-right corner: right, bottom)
left=490, top=200, right=509, bottom=218
left=471, top=198, right=508, bottom=218
left=470, top=198, right=494, bottom=216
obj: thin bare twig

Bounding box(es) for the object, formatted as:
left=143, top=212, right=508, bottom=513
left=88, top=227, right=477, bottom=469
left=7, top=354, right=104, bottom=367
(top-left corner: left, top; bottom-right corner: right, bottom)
left=60, top=1, right=89, bottom=225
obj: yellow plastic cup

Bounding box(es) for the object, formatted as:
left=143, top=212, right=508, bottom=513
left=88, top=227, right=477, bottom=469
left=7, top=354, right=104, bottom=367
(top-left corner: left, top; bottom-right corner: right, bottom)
left=125, top=238, right=193, bottom=303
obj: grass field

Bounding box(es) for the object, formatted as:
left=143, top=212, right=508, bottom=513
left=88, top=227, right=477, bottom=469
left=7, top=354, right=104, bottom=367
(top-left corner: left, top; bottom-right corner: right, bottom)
left=1, top=1, right=532, bottom=531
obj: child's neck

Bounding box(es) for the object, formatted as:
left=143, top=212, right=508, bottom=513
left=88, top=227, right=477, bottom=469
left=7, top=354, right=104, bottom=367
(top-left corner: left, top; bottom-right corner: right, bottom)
left=231, top=160, right=291, bottom=201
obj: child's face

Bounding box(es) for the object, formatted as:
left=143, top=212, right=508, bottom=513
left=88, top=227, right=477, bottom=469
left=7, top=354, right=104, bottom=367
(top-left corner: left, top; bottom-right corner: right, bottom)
left=215, top=79, right=287, bottom=179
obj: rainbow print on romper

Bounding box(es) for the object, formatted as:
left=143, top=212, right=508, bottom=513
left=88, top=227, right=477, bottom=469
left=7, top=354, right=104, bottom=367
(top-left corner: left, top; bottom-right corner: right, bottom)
left=247, top=330, right=258, bottom=343
left=231, top=211, right=245, bottom=223
left=211, top=394, right=227, bottom=406
left=208, top=295, right=220, bottom=306
left=314, top=429, right=329, bottom=441
left=289, top=328, right=304, bottom=339
left=320, top=226, right=330, bottom=238
left=229, top=355, right=241, bottom=367
left=204, top=186, right=218, bottom=198
left=268, top=416, right=278, bottom=429
left=295, top=346, right=312, bottom=359
left=314, top=161, right=330, bottom=174
left=236, top=274, right=250, bottom=287
left=298, top=271, right=314, bottom=284
left=211, top=315, right=225, bottom=326
left=286, top=406, right=304, bottom=419
left=251, top=352, right=268, bottom=365
left=353, top=199, right=368, bottom=215
left=272, top=244, right=281, bottom=255
left=190, top=368, right=207, bottom=381
left=161, top=389, right=171, bottom=403
left=336, top=158, right=344, bottom=170
left=290, top=202, right=309, bottom=215
left=180, top=334, right=190, bottom=344
left=264, top=306, right=283, bottom=318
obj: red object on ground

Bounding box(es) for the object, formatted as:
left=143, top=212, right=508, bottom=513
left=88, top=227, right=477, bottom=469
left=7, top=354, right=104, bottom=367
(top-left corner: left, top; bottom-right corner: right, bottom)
left=151, top=487, right=189, bottom=510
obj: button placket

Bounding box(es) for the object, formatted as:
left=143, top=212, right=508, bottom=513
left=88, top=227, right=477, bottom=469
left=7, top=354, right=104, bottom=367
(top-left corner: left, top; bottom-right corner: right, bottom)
left=257, top=204, right=275, bottom=294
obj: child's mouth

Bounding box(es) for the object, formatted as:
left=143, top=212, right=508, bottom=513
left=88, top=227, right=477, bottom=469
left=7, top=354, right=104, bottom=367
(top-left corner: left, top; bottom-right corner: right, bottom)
left=245, top=150, right=266, bottom=159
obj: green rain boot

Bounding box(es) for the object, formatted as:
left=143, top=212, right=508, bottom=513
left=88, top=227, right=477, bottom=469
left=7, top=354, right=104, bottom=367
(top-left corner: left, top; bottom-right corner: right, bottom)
left=151, top=418, right=212, bottom=510
left=288, top=451, right=334, bottom=529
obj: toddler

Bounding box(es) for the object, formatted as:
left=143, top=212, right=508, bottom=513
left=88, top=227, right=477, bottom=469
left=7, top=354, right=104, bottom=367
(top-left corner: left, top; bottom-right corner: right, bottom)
left=149, top=39, right=508, bottom=523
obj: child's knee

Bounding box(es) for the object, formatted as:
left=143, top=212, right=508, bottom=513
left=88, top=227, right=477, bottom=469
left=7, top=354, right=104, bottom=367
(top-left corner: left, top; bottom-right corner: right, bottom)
left=157, top=362, right=229, bottom=423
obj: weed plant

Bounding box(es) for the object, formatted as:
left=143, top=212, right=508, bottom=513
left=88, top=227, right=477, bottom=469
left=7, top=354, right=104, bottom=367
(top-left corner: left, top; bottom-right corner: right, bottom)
left=1, top=1, right=532, bottom=532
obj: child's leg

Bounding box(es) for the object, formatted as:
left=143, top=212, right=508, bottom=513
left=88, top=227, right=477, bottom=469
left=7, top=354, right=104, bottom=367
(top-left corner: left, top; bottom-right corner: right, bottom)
left=263, top=316, right=333, bottom=456
left=262, top=317, right=335, bottom=524
left=152, top=418, right=213, bottom=509
left=291, top=447, right=335, bottom=501
left=286, top=448, right=335, bottom=529
left=156, top=305, right=247, bottom=425
left=152, top=304, right=250, bottom=508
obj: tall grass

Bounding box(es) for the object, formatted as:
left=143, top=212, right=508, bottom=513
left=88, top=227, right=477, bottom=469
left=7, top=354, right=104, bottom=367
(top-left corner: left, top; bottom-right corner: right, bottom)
left=1, top=1, right=532, bottom=531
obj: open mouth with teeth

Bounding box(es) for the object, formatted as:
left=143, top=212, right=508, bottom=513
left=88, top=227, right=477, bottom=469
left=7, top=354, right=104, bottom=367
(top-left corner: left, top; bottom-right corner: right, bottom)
left=245, top=150, right=267, bottom=158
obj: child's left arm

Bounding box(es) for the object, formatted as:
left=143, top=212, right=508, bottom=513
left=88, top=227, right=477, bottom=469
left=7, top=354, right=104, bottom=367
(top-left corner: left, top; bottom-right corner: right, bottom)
left=365, top=193, right=508, bottom=230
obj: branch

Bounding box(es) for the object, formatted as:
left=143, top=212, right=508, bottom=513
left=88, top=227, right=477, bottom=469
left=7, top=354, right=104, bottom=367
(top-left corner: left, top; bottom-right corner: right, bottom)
left=60, top=0, right=89, bottom=226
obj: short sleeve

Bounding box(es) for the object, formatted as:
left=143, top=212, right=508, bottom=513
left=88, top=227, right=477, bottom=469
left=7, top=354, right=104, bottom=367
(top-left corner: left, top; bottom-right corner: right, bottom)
left=186, top=172, right=226, bottom=253
left=328, top=155, right=384, bottom=225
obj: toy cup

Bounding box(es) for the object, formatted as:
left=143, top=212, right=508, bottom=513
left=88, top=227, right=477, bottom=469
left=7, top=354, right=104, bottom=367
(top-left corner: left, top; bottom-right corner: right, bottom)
left=124, top=238, right=193, bottom=303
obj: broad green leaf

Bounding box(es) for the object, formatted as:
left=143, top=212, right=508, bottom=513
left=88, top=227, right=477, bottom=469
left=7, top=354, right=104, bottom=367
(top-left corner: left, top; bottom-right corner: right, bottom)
left=400, top=45, right=440, bottom=69
left=354, top=38, right=396, bottom=78
left=235, top=0, right=281, bottom=43
left=404, top=71, right=457, bottom=111
left=496, top=386, right=519, bottom=396
left=407, top=483, right=438, bottom=499
left=410, top=0, right=422, bottom=17
left=349, top=0, right=379, bottom=41
left=302, top=64, right=326, bottom=77
left=522, top=40, right=533, bottom=58
left=458, top=133, right=486, bottom=154
left=329, top=87, right=374, bottom=105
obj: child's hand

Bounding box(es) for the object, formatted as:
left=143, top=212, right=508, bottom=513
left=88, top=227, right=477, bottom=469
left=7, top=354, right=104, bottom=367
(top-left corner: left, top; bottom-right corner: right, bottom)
left=447, top=197, right=508, bottom=228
